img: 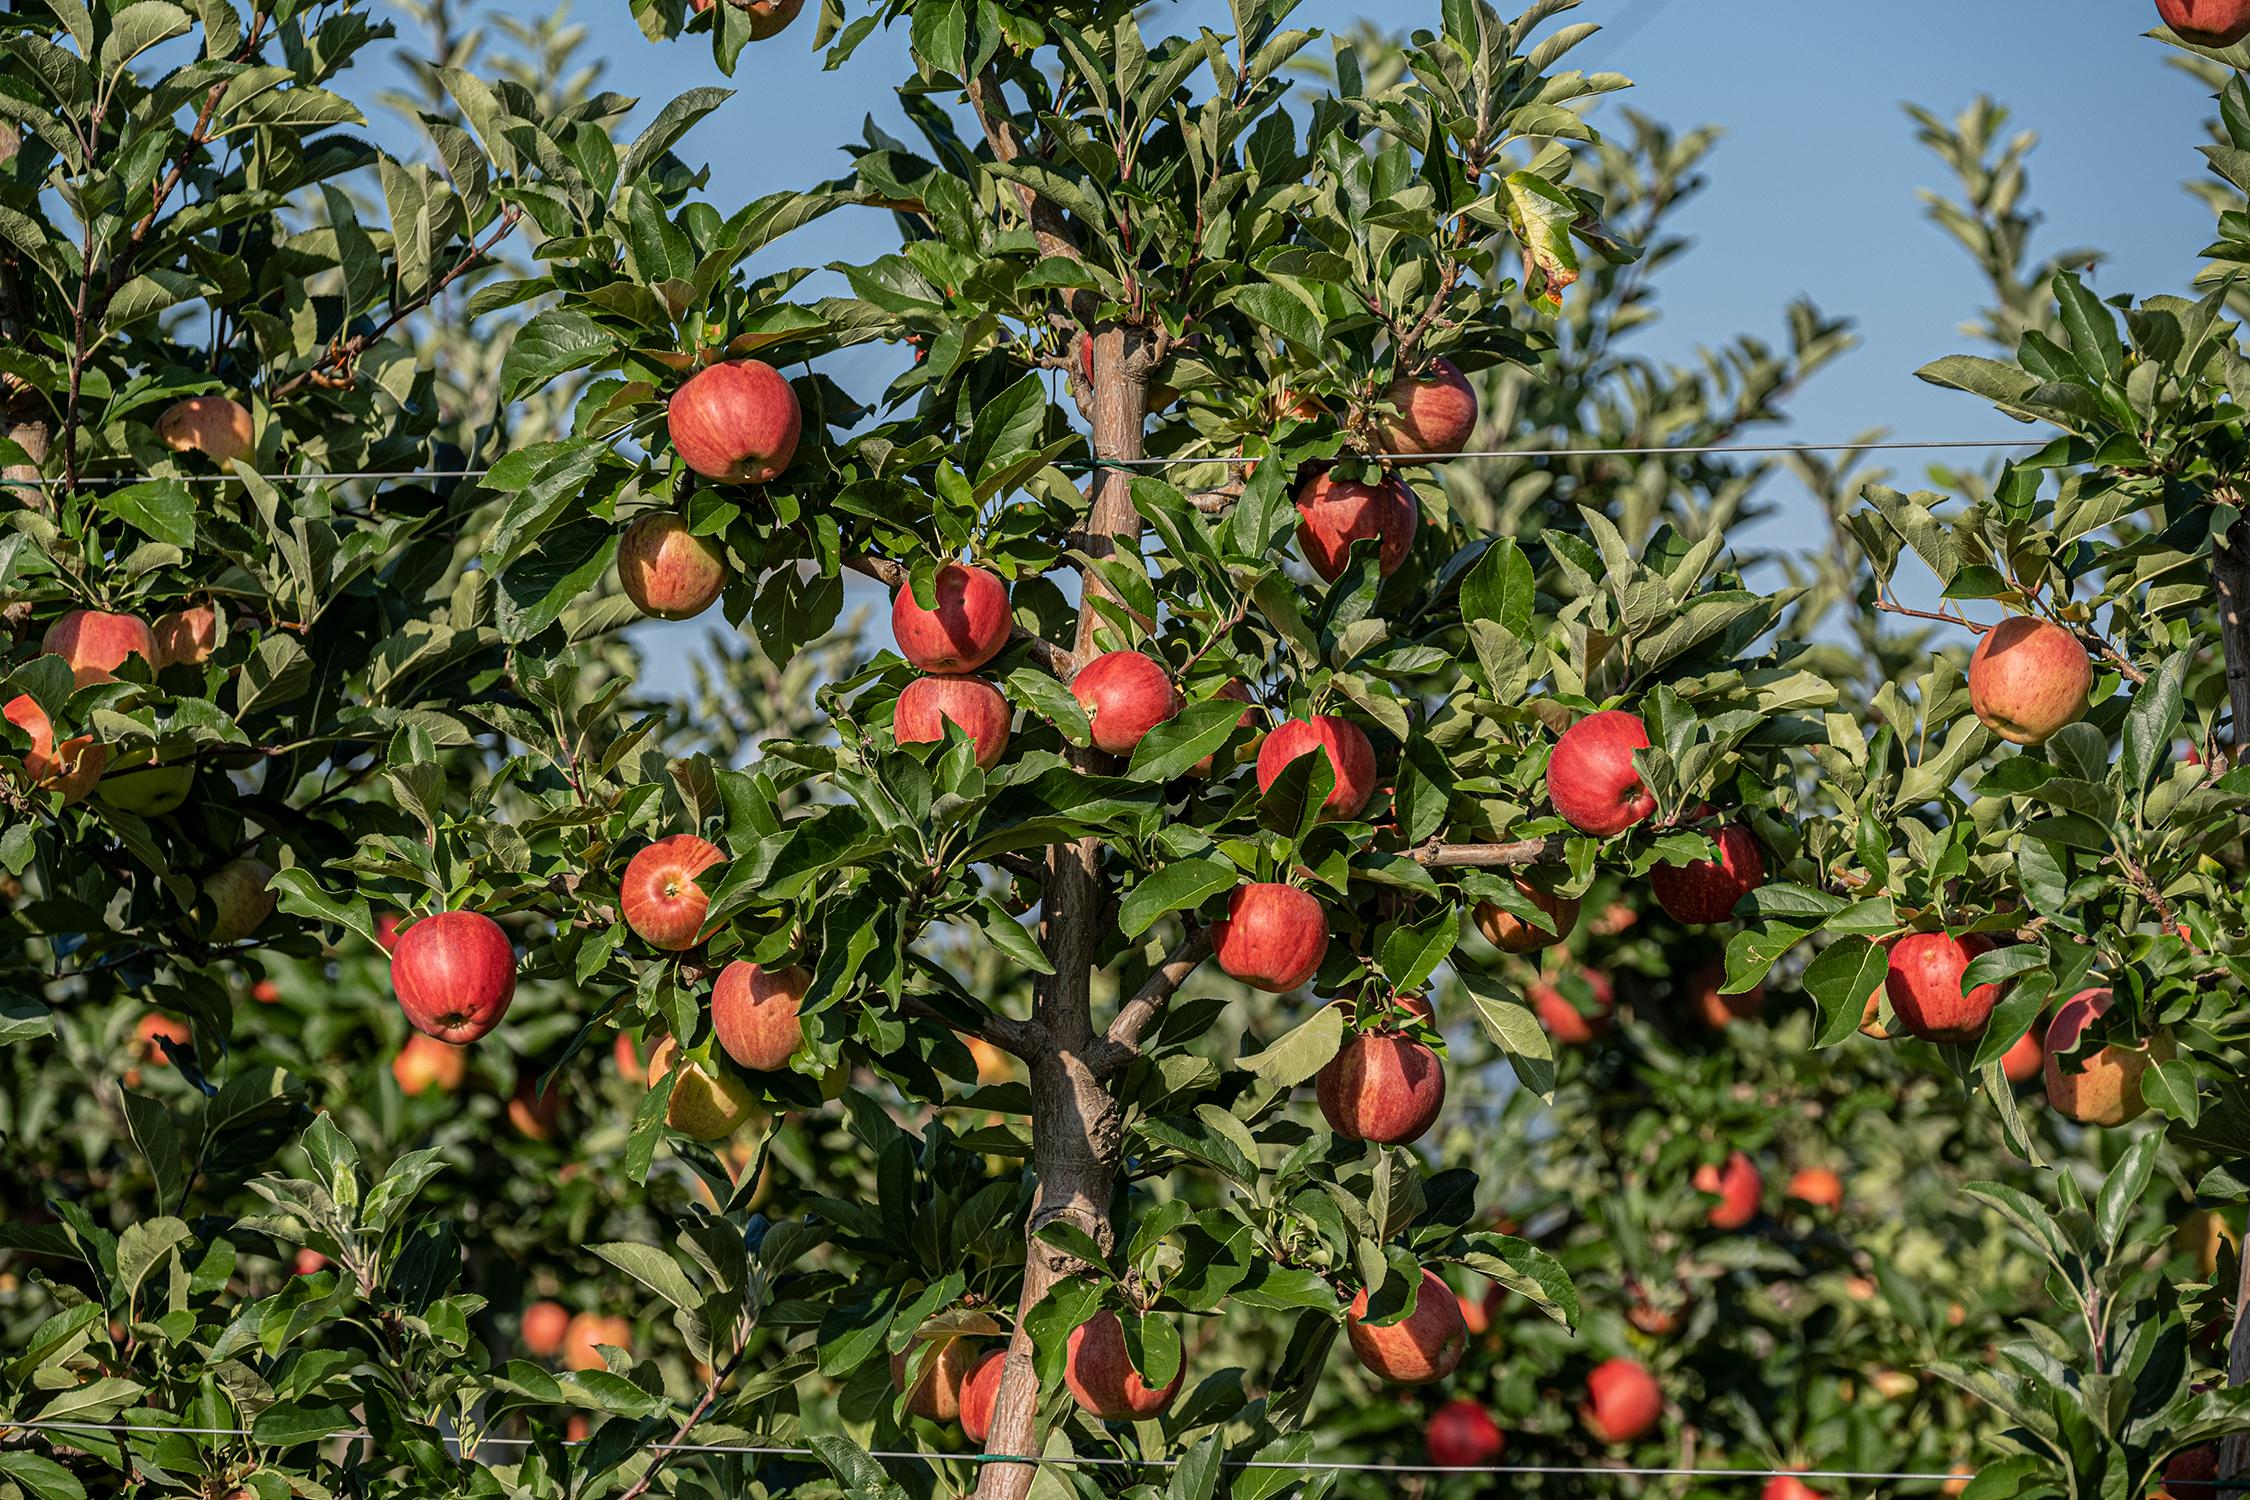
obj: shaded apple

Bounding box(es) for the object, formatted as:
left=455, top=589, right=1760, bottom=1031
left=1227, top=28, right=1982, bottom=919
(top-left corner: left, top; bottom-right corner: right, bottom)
left=617, top=513, right=727, bottom=620
left=649, top=1036, right=757, bottom=1140
left=1787, top=1166, right=1844, bottom=1211
left=134, top=1011, right=191, bottom=1066
left=94, top=759, right=192, bottom=816
left=292, top=1248, right=329, bottom=1277
left=4, top=693, right=105, bottom=803
left=521, top=1299, right=571, bottom=1359
left=508, top=1078, right=562, bottom=1141
left=1968, top=616, right=2090, bottom=746
left=1426, top=1398, right=1505, bottom=1467
left=562, top=1311, right=631, bottom=1372
left=150, top=604, right=218, bottom=669
left=201, top=856, right=275, bottom=943
left=1546, top=710, right=1656, bottom=836
left=157, top=395, right=254, bottom=466
left=1345, top=1267, right=1467, bottom=1384
left=743, top=0, right=805, bottom=38
left=1530, top=968, right=1614, bottom=1044
left=892, top=563, right=1010, bottom=673
left=1693, top=1150, right=1762, bottom=1230
left=667, top=358, right=801, bottom=482
left=1255, top=714, right=1376, bottom=819
left=959, top=1348, right=1006, bottom=1443
left=390, top=909, right=517, bottom=1043
left=2158, top=0, right=2250, bottom=46
left=1650, top=821, right=1765, bottom=925
left=1066, top=1311, right=1183, bottom=1420
left=2044, top=987, right=2174, bottom=1127
left=2160, top=1443, right=2219, bottom=1499
left=614, top=1031, right=650, bottom=1083
left=1382, top=357, right=1478, bottom=458
left=1211, top=882, right=1328, bottom=992
left=892, top=1333, right=974, bottom=1422
left=621, top=834, right=725, bottom=950
left=1688, top=962, right=1764, bottom=1030
left=896, top=674, right=1012, bottom=769
left=1294, top=469, right=1418, bottom=580
left=1474, top=875, right=1580, bottom=953
left=1317, top=1025, right=1445, bottom=1144
left=1071, top=649, right=1181, bottom=755
left=712, top=960, right=807, bottom=1071
left=1582, top=1358, right=1662, bottom=1444
left=2001, top=1024, right=2045, bottom=1084
left=1884, top=931, right=2001, bottom=1044
left=43, top=608, right=156, bottom=688
left=1189, top=680, right=1261, bottom=776
left=392, top=1033, right=468, bottom=1096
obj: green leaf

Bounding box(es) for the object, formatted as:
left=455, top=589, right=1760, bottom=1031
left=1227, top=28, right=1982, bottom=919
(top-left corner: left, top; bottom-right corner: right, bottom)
left=1126, top=698, right=1249, bottom=783
left=1458, top=1231, right=1579, bottom=1329
left=1117, top=859, right=1236, bottom=940
left=250, top=1400, right=356, bottom=1447
left=1237, top=1002, right=1345, bottom=1088
left=499, top=309, right=620, bottom=403
left=99, top=480, right=194, bottom=548
left=591, top=1241, right=702, bottom=1313
left=0, top=1453, right=88, bottom=1500
left=1801, top=937, right=1887, bottom=1049
left=1459, top=972, right=1552, bottom=1102
left=1460, top=536, right=1535, bottom=637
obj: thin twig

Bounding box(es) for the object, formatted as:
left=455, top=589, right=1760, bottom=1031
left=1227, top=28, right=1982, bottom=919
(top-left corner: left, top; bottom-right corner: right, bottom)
left=1091, top=927, right=1213, bottom=1076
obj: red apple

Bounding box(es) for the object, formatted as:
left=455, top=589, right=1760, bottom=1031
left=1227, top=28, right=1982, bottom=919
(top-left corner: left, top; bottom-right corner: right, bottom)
left=2044, top=987, right=2175, bottom=1127
left=1582, top=1358, right=1662, bottom=1444
left=202, top=857, right=276, bottom=943
left=891, top=563, right=1011, bottom=673
left=1765, top=1478, right=1822, bottom=1500
left=667, top=358, right=801, bottom=483
left=1317, top=1027, right=1445, bottom=1144
left=150, top=605, right=218, bottom=669
left=1689, top=962, right=1764, bottom=1029
left=712, top=960, right=807, bottom=1071
left=1650, top=822, right=1765, bottom=925
left=1968, top=616, right=2091, bottom=747
left=292, top=1248, right=329, bottom=1277
left=1070, top=650, right=1181, bottom=755
left=621, top=834, right=724, bottom=950
left=1693, top=1150, right=1762, bottom=1230
left=648, top=1036, right=757, bottom=1139
left=1189, top=680, right=1261, bottom=776
left=1065, top=1311, right=1183, bottom=1420
left=2161, top=1444, right=2220, bottom=1499
left=1211, top=883, right=1328, bottom=992
left=375, top=912, right=403, bottom=953
left=2158, top=0, right=2250, bottom=45
left=1884, top=931, right=2001, bottom=1044
left=391, top=1033, right=468, bottom=1096
left=959, top=1348, right=1006, bottom=1443
left=4, top=694, right=105, bottom=803
left=1255, top=714, right=1377, bottom=819
left=1382, top=358, right=1478, bottom=457
left=1474, top=876, right=1580, bottom=953
left=563, top=1311, right=631, bottom=1372
left=134, top=1011, right=191, bottom=1066
left=1530, top=968, right=1614, bottom=1044
left=1295, top=470, right=1418, bottom=580
left=613, top=1032, right=650, bottom=1083
left=521, top=1300, right=571, bottom=1359
left=896, top=674, right=1012, bottom=769
left=42, top=609, right=157, bottom=688
left=1546, top=710, right=1656, bottom=836
left=1345, top=1267, right=1467, bottom=1384
left=743, top=0, right=804, bottom=37
left=2001, top=1024, right=2045, bottom=1083
left=1787, top=1167, right=1844, bottom=1211
left=156, top=395, right=254, bottom=466
left=892, top=1334, right=974, bottom=1422
left=390, top=910, right=517, bottom=1043
left=617, top=513, right=727, bottom=620
left=1426, top=1398, right=1505, bottom=1467
left=508, top=1079, right=562, bottom=1140
left=251, top=979, right=281, bottom=1004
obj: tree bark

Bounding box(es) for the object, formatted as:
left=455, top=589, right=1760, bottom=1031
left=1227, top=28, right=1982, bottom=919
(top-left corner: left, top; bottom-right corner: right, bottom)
left=972, top=328, right=1150, bottom=1500
left=2214, top=519, right=2250, bottom=1483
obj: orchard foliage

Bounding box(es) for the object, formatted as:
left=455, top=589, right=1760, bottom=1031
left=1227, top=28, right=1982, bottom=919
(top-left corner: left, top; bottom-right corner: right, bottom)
left=8, top=1, right=2250, bottom=1498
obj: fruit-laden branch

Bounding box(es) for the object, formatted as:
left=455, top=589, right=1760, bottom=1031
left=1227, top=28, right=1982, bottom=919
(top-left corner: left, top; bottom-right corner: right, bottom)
left=1090, top=926, right=1213, bottom=1077
left=1409, top=836, right=1563, bottom=868
left=1873, top=591, right=2147, bottom=685
left=613, top=1341, right=751, bottom=1500
left=842, top=554, right=1075, bottom=678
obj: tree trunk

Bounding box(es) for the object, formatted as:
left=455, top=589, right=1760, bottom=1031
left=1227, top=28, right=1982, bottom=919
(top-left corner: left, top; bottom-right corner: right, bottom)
left=972, top=328, right=1148, bottom=1500
left=2214, top=520, right=2250, bottom=1483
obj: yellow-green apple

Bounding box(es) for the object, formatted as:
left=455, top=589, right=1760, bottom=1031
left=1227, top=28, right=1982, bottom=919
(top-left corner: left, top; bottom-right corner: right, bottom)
left=1530, top=968, right=1614, bottom=1044
left=43, top=609, right=156, bottom=687
left=2158, top=0, right=2250, bottom=45
left=712, top=960, right=807, bottom=1071
left=1650, top=821, right=1765, bottom=924
left=891, top=563, right=1010, bottom=672
left=1211, top=882, right=1328, bottom=992
left=1787, top=1166, right=1843, bottom=1211
left=562, top=1311, right=631, bottom=1372
left=1189, top=680, right=1261, bottom=776
left=621, top=834, right=724, bottom=950
left=156, top=395, right=254, bottom=465
left=1692, top=1150, right=1762, bottom=1230
left=1474, top=875, right=1580, bottom=953
left=891, top=1333, right=973, bottom=1422
left=1884, top=931, right=2001, bottom=1044
left=1294, top=470, right=1418, bottom=579
left=390, top=909, right=517, bottom=1043
left=1071, top=649, right=1181, bottom=755
left=1968, top=616, right=2091, bottom=746
left=617, top=513, right=726, bottom=620
left=521, top=1299, right=571, bottom=1359
left=150, top=604, right=218, bottom=669
left=4, top=694, right=105, bottom=803
left=1065, top=1311, right=1183, bottom=1420
left=959, top=1348, right=1006, bottom=1443
left=2044, top=987, right=2174, bottom=1126
left=2001, top=1023, right=2045, bottom=1083
left=201, top=857, right=275, bottom=943
left=391, top=1033, right=468, bottom=1096
left=1317, top=1024, right=1446, bottom=1144
left=896, top=674, right=1012, bottom=769
left=94, top=758, right=193, bottom=816
left=667, top=358, right=801, bottom=482
left=1381, top=358, right=1478, bottom=458
left=1582, top=1358, right=1662, bottom=1443
left=1345, top=1267, right=1466, bottom=1384
left=1546, top=710, right=1656, bottom=836
left=1426, top=1398, right=1505, bottom=1467
left=1255, top=714, right=1376, bottom=818
left=649, top=1036, right=756, bottom=1139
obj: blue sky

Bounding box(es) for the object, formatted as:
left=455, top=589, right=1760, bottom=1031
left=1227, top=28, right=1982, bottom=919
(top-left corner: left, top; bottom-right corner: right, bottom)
left=421, top=2, right=2226, bottom=688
